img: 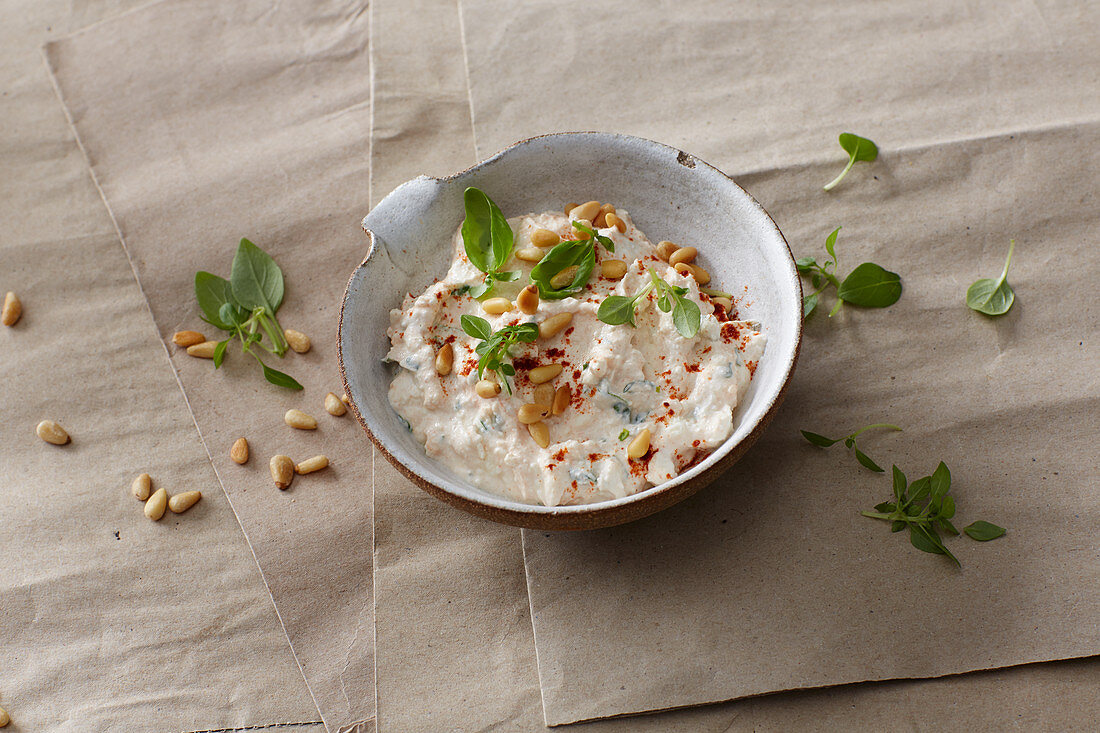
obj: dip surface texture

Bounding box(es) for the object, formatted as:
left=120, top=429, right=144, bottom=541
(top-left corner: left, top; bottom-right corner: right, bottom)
left=386, top=206, right=765, bottom=506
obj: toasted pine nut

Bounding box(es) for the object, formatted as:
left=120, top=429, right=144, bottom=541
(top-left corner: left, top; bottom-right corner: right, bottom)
left=599, top=203, right=616, bottom=215
left=296, top=455, right=329, bottom=474
left=435, top=343, right=454, bottom=375
left=539, top=312, right=573, bottom=339
left=0, top=705, right=9, bottom=727
left=531, top=228, right=560, bottom=247
left=231, top=437, right=250, bottom=464
left=284, top=409, right=318, bottom=430
left=517, top=403, right=550, bottom=424
left=2, top=291, right=21, bottom=326
left=570, top=201, right=601, bottom=221
left=515, top=247, right=545, bottom=262
left=712, top=296, right=733, bottom=312
left=593, top=212, right=607, bottom=228
left=600, top=259, right=628, bottom=279
left=481, top=297, right=513, bottom=315
left=656, top=241, right=678, bottom=261
left=605, top=212, right=626, bottom=233
left=549, top=266, right=578, bottom=290
left=325, top=392, right=347, bottom=416
left=270, top=455, right=294, bottom=490
left=528, top=363, right=563, bottom=384
left=131, top=473, right=152, bottom=501
left=674, top=262, right=712, bottom=285
left=533, top=383, right=555, bottom=407
left=627, top=428, right=651, bottom=459
left=668, top=246, right=698, bottom=267
left=172, top=330, right=205, bottom=347
left=169, top=491, right=202, bottom=513
left=145, top=488, right=168, bottom=520
left=516, top=285, right=540, bottom=315
left=552, top=384, right=571, bottom=415
left=527, top=421, right=550, bottom=448
left=186, top=341, right=218, bottom=358
left=340, top=393, right=351, bottom=405
left=475, top=379, right=501, bottom=398
left=564, top=202, right=578, bottom=215
left=284, top=329, right=311, bottom=354
left=36, top=420, right=69, bottom=445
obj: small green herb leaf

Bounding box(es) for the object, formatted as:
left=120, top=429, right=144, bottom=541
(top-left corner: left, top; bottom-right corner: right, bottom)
left=800, top=423, right=899, bottom=470
left=824, top=227, right=840, bottom=261
left=212, top=339, right=229, bottom=368
left=802, top=293, right=819, bottom=318
left=854, top=447, right=883, bottom=472
left=618, top=429, right=630, bottom=441
left=837, top=263, right=902, bottom=307
left=795, top=257, right=818, bottom=272
left=597, top=295, right=640, bottom=327
left=231, top=238, right=285, bottom=314
left=529, top=239, right=596, bottom=299
left=823, top=133, right=878, bottom=191
left=195, top=272, right=240, bottom=331
left=966, top=240, right=1016, bottom=316
left=801, top=430, right=840, bottom=447
left=964, top=520, right=1006, bottom=541
left=259, top=360, right=304, bottom=390
left=671, top=296, right=701, bottom=339
left=460, top=314, right=493, bottom=341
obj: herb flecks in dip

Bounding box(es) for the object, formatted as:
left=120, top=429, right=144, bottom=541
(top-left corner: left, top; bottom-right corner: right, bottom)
left=386, top=192, right=765, bottom=506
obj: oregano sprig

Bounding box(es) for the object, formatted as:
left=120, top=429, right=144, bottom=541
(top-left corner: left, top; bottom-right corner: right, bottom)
left=796, top=226, right=902, bottom=318
left=461, top=187, right=520, bottom=298
left=460, top=315, right=538, bottom=394
left=800, top=423, right=901, bottom=472
left=597, top=267, right=701, bottom=338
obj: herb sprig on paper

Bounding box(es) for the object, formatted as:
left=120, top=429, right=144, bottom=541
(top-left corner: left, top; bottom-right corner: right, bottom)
left=194, top=238, right=302, bottom=390
left=801, top=423, right=902, bottom=472
left=597, top=266, right=701, bottom=338
left=460, top=315, right=538, bottom=394
left=966, top=239, right=1017, bottom=316
left=461, top=187, right=520, bottom=298
left=823, top=133, right=878, bottom=191
left=796, top=227, right=902, bottom=318
left=529, top=222, right=614, bottom=300
left=862, top=462, right=1006, bottom=566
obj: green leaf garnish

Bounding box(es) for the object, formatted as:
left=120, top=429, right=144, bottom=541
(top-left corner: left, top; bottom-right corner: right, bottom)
left=823, top=133, right=878, bottom=191
left=529, top=238, right=596, bottom=299
left=800, top=423, right=900, bottom=471
left=460, top=315, right=538, bottom=393
left=618, top=429, right=630, bottom=441
left=461, top=187, right=516, bottom=298
left=797, top=227, right=901, bottom=317
left=596, top=267, right=700, bottom=338
left=963, top=520, right=1006, bottom=541
left=966, top=240, right=1016, bottom=316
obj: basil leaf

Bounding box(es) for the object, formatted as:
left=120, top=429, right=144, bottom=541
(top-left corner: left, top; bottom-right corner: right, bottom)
left=907, top=476, right=932, bottom=504
left=461, top=187, right=514, bottom=274
left=964, top=520, right=1006, bottom=541
left=671, top=297, right=701, bottom=339
left=597, top=295, right=638, bottom=326
left=513, top=323, right=540, bottom=342
left=795, top=257, right=818, bottom=272
left=259, top=360, right=303, bottom=390
left=824, top=227, right=840, bottom=261
left=230, top=238, right=284, bottom=314
left=212, top=339, right=229, bottom=368
left=854, top=447, right=884, bottom=472
left=802, top=292, right=819, bottom=318
left=892, top=465, right=906, bottom=503
left=891, top=520, right=906, bottom=533
left=874, top=502, right=894, bottom=513
left=195, top=271, right=238, bottom=331
left=801, top=430, right=840, bottom=447
left=494, top=270, right=521, bottom=282
left=837, top=263, right=902, bottom=307
left=461, top=314, right=493, bottom=341
left=468, top=281, right=490, bottom=299
left=823, top=133, right=878, bottom=191
left=530, top=239, right=595, bottom=299
left=938, top=517, right=959, bottom=536
left=966, top=240, right=1016, bottom=316
left=930, top=461, right=951, bottom=500
left=940, top=494, right=956, bottom=519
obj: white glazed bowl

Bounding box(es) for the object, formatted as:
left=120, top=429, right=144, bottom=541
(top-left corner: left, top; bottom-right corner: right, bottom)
left=338, top=132, right=802, bottom=530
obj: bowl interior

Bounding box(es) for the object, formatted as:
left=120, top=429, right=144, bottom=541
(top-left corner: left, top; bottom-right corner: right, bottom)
left=339, top=132, right=801, bottom=523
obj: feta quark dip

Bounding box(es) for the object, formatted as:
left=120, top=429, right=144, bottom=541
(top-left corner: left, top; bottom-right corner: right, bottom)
left=385, top=192, right=766, bottom=507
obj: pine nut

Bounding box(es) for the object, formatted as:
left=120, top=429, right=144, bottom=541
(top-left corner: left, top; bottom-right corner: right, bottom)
left=533, top=383, right=555, bottom=407
left=528, top=363, right=563, bottom=384
left=656, top=241, right=678, bottom=261
left=0, top=705, right=9, bottom=727
left=600, top=259, right=628, bottom=279
left=435, top=343, right=454, bottom=375
left=593, top=212, right=607, bottom=228
left=172, top=330, right=205, bottom=347
left=712, top=296, right=733, bottom=312
left=674, top=262, right=712, bottom=285
left=284, top=409, right=318, bottom=430
left=340, top=393, right=351, bottom=405
left=600, top=203, right=617, bottom=215
left=531, top=228, right=560, bottom=247
left=231, top=437, right=250, bottom=464
left=1, top=291, right=21, bottom=326
left=552, top=384, right=571, bottom=415
left=570, top=201, right=601, bottom=221
left=627, top=428, right=651, bottom=459
left=131, top=473, right=152, bottom=501
left=324, top=392, right=347, bottom=416
left=527, top=421, right=550, bottom=448
left=549, top=266, right=578, bottom=290
left=145, top=488, right=168, bottom=520
left=481, top=297, right=513, bottom=315
left=475, top=379, right=501, bottom=398
left=284, top=329, right=311, bottom=354
left=36, top=420, right=69, bottom=445
left=169, top=491, right=202, bottom=513
left=296, top=455, right=329, bottom=474
left=564, top=202, right=578, bottom=215
left=515, top=247, right=545, bottom=263
left=186, top=341, right=218, bottom=358
left=539, top=312, right=572, bottom=339
left=517, top=403, right=550, bottom=424
left=668, top=246, right=698, bottom=267
left=605, top=212, right=626, bottom=233
left=516, top=284, right=540, bottom=315
left=270, top=455, right=294, bottom=490
left=573, top=219, right=593, bottom=233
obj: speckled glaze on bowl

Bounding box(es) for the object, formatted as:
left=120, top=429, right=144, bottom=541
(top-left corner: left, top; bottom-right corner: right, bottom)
left=338, top=132, right=801, bottom=530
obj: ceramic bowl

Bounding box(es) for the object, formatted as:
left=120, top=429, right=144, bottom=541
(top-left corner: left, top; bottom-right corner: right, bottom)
left=338, top=132, right=801, bottom=530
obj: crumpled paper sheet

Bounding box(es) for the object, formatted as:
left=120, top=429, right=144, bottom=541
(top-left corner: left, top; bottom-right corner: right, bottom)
left=369, top=0, right=1100, bottom=729
left=44, top=1, right=376, bottom=730
left=0, top=1, right=321, bottom=731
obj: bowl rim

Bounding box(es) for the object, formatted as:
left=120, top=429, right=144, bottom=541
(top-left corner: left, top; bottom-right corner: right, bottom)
left=337, top=131, right=803, bottom=530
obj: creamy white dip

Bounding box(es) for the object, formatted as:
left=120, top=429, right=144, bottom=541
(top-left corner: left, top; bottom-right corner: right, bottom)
left=386, top=206, right=765, bottom=506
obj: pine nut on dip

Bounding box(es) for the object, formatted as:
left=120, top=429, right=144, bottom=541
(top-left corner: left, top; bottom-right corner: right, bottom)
left=385, top=188, right=765, bottom=507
